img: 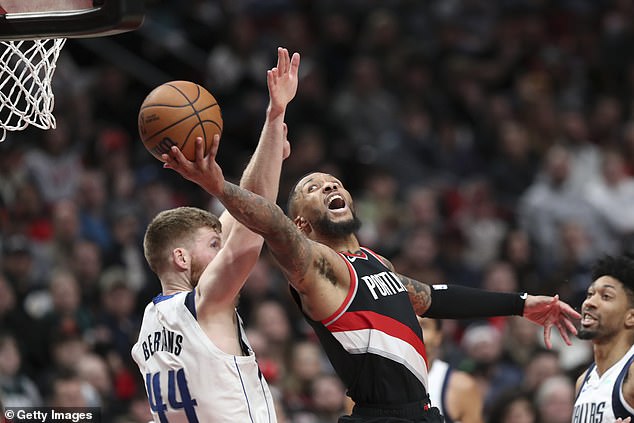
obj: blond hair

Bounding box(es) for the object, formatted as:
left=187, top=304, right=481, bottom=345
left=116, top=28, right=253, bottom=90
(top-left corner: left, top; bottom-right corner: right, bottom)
left=143, top=207, right=221, bottom=273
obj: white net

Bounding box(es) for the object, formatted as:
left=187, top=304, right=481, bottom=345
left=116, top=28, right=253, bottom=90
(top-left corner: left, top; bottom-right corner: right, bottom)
left=0, top=38, right=66, bottom=141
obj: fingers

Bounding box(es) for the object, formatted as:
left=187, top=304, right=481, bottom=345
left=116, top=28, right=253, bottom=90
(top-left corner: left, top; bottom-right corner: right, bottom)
left=162, top=144, right=188, bottom=167
left=290, top=52, right=300, bottom=77
left=194, top=136, right=205, bottom=161
left=209, top=133, right=220, bottom=159
left=557, top=320, right=573, bottom=346
left=562, top=315, right=578, bottom=335
left=543, top=323, right=552, bottom=349
left=561, top=302, right=582, bottom=320
left=280, top=47, right=289, bottom=74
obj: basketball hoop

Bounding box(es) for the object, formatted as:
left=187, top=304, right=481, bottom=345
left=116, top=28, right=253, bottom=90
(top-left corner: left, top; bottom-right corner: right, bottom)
left=0, top=38, right=66, bottom=141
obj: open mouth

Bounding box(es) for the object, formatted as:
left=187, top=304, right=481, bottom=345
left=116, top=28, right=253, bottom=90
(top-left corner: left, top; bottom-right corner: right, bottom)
left=581, top=311, right=597, bottom=326
left=327, top=194, right=346, bottom=211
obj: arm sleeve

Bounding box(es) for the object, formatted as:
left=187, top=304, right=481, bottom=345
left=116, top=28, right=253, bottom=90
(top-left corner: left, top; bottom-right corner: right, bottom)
left=423, top=284, right=526, bottom=319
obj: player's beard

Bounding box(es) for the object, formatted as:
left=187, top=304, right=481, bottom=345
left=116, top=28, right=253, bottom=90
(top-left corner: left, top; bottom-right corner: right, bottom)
left=190, top=260, right=205, bottom=288
left=577, top=327, right=598, bottom=340
left=313, top=212, right=362, bottom=237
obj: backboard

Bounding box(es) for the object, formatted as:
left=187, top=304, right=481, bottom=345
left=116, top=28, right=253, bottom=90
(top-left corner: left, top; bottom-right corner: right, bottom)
left=0, top=0, right=145, bottom=40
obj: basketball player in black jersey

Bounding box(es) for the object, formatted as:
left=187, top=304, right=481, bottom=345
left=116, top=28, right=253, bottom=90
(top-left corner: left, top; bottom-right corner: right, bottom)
left=162, top=141, right=580, bottom=422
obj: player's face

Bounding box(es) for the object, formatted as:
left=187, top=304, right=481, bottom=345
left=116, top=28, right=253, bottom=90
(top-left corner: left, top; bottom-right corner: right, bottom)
left=188, top=227, right=222, bottom=287
left=578, top=276, right=632, bottom=341
left=294, top=173, right=359, bottom=235
left=419, top=317, right=441, bottom=349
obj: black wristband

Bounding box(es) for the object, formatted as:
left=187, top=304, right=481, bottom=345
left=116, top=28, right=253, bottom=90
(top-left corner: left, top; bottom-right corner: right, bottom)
left=424, top=284, right=526, bottom=319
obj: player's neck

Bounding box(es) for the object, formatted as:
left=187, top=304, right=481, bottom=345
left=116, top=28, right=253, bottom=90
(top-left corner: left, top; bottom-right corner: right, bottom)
left=160, top=276, right=194, bottom=295
left=318, top=234, right=360, bottom=254
left=593, top=335, right=634, bottom=376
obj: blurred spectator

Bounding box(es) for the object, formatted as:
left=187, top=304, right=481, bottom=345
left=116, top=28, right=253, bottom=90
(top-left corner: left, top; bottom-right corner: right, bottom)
left=46, top=370, right=91, bottom=408
left=521, top=348, right=562, bottom=395
left=332, top=55, right=399, bottom=163
left=22, top=118, right=82, bottom=205
left=283, top=340, right=327, bottom=416
left=453, top=179, right=508, bottom=271
left=251, top=299, right=294, bottom=381
left=308, top=373, right=348, bottom=423
left=354, top=167, right=405, bottom=253
left=534, top=375, right=575, bottom=423
left=499, top=227, right=541, bottom=293
left=487, top=388, right=538, bottom=423
left=0, top=332, right=42, bottom=408
left=488, top=119, right=540, bottom=215
left=518, top=144, right=612, bottom=271
left=500, top=316, right=541, bottom=370
left=93, top=267, right=139, bottom=362
left=2, top=235, right=43, bottom=298
left=113, top=391, right=153, bottom=423
left=458, top=322, right=523, bottom=415
left=40, top=269, right=93, bottom=341
left=70, top=239, right=104, bottom=312
left=77, top=169, right=112, bottom=252
left=76, top=353, right=122, bottom=419
left=47, top=199, right=83, bottom=271
left=103, top=205, right=147, bottom=293
left=585, top=148, right=634, bottom=249
left=390, top=226, right=445, bottom=285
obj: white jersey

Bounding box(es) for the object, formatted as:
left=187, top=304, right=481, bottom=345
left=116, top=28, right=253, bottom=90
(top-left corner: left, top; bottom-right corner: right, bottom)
left=573, top=344, right=634, bottom=422
left=427, top=359, right=458, bottom=423
left=132, top=291, right=277, bottom=423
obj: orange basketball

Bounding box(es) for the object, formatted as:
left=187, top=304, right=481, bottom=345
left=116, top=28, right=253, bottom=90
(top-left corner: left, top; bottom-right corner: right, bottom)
left=138, top=81, right=223, bottom=162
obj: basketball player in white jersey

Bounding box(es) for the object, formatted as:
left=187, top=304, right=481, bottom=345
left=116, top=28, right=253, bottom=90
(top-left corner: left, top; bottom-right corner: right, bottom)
left=131, top=47, right=300, bottom=423
left=419, top=317, right=483, bottom=423
left=574, top=254, right=634, bottom=422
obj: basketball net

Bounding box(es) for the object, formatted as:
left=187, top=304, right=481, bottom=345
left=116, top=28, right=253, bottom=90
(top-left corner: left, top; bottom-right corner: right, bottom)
left=0, top=38, right=66, bottom=141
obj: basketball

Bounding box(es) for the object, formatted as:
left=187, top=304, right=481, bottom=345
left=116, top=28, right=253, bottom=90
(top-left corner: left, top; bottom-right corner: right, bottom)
left=138, top=81, right=223, bottom=162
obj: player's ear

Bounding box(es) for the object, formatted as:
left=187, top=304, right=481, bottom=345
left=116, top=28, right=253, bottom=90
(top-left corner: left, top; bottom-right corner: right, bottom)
left=172, top=247, right=189, bottom=270
left=625, top=308, right=634, bottom=329
left=294, top=216, right=311, bottom=235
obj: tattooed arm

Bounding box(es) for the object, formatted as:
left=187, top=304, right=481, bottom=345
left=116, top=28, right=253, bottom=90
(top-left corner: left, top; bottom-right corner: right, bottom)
left=378, top=254, right=579, bottom=348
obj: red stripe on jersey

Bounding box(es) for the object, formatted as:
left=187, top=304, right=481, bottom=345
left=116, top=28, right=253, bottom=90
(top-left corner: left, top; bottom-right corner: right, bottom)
left=341, top=250, right=368, bottom=260
left=322, top=253, right=358, bottom=327
left=362, top=247, right=387, bottom=264
left=328, top=310, right=428, bottom=364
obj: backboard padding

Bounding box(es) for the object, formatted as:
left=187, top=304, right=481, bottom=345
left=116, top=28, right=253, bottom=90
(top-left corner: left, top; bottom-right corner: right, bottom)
left=0, top=0, right=144, bottom=40
left=1, top=1, right=94, bottom=14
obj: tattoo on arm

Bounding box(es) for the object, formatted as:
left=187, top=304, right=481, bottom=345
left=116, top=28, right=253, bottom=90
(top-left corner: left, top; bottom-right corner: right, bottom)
left=398, top=274, right=432, bottom=315
left=315, top=256, right=337, bottom=286
left=222, top=182, right=310, bottom=281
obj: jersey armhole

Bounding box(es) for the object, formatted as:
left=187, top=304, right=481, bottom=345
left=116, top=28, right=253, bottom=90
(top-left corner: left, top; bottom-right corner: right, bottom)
left=185, top=290, right=197, bottom=320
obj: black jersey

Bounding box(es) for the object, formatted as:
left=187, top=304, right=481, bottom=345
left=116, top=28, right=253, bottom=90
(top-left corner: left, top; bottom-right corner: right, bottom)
left=291, top=247, right=429, bottom=406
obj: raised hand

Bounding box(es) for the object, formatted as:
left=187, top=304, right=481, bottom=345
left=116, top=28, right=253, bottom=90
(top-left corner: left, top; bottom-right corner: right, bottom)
left=267, top=47, right=300, bottom=119
left=162, top=135, right=225, bottom=196
left=523, top=294, right=581, bottom=349
left=615, top=418, right=631, bottom=423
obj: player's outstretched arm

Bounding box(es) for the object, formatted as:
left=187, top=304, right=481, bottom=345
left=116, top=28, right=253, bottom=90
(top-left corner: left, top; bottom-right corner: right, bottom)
left=166, top=134, right=345, bottom=298
left=162, top=47, right=300, bottom=307
left=389, top=269, right=580, bottom=349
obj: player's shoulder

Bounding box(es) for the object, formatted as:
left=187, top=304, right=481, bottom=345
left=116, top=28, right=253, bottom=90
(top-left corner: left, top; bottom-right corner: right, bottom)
left=448, top=368, right=478, bottom=393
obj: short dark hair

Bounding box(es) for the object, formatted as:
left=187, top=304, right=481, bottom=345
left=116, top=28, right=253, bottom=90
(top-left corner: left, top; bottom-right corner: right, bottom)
left=592, top=254, right=634, bottom=304
left=286, top=172, right=313, bottom=218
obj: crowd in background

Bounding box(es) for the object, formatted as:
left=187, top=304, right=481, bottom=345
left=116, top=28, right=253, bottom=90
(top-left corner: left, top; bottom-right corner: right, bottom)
left=1, top=1, right=634, bottom=422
